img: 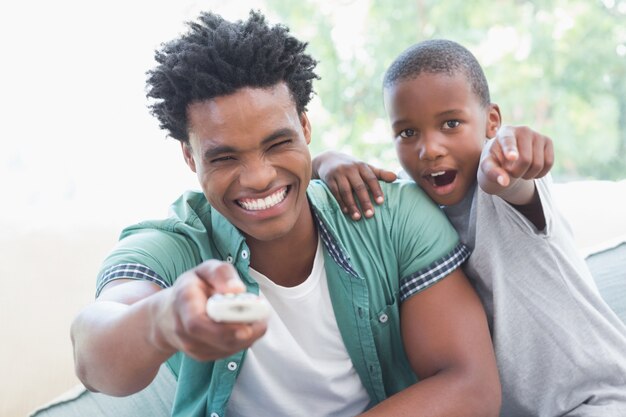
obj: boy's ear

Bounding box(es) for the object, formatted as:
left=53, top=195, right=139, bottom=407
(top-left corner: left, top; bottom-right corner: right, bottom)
left=300, top=112, right=312, bottom=145
left=486, top=104, right=502, bottom=138
left=181, top=141, right=197, bottom=173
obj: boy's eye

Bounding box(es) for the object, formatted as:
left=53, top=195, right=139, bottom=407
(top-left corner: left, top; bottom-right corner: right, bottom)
left=442, top=120, right=460, bottom=129
left=399, top=129, right=416, bottom=138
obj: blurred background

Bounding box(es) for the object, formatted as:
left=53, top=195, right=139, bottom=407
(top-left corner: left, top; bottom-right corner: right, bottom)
left=1, top=0, right=625, bottom=416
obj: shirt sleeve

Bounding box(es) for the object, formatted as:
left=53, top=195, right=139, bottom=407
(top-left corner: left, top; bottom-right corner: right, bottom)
left=383, top=180, right=470, bottom=302
left=95, top=223, right=202, bottom=297
left=488, top=174, right=555, bottom=238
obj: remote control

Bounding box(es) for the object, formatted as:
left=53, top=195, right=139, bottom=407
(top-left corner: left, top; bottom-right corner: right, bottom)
left=206, top=292, right=271, bottom=323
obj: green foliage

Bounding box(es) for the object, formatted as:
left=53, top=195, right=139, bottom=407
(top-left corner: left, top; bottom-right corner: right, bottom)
left=267, top=0, right=626, bottom=180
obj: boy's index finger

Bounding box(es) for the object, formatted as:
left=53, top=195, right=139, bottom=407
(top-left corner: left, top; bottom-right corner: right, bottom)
left=496, top=125, right=519, bottom=162
left=481, top=154, right=510, bottom=187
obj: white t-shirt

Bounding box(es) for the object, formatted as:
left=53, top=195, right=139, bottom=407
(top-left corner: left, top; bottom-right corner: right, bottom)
left=226, top=238, right=370, bottom=417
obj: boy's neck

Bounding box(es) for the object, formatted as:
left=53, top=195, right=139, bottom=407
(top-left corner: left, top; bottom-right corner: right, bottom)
left=441, top=181, right=477, bottom=213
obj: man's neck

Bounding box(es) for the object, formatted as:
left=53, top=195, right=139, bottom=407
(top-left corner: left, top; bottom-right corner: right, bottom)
left=246, top=204, right=319, bottom=287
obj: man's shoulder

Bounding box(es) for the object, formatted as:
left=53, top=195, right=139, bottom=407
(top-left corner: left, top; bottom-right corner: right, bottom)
left=116, top=190, right=217, bottom=259
left=98, top=191, right=219, bottom=291
left=379, top=180, right=445, bottom=220
left=308, top=178, right=431, bottom=207
left=308, top=178, right=451, bottom=243
left=122, top=190, right=211, bottom=235
left=380, top=178, right=428, bottom=199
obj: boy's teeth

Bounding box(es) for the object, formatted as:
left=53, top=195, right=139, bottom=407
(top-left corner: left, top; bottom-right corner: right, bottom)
left=430, top=171, right=446, bottom=177
left=238, top=188, right=287, bottom=211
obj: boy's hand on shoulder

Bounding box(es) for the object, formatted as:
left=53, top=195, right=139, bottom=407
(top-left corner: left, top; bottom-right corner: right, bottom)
left=155, top=260, right=267, bottom=361
left=312, top=150, right=396, bottom=220
left=479, top=125, right=553, bottom=204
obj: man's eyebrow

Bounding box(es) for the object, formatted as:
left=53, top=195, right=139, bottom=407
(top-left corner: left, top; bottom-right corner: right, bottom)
left=202, top=128, right=297, bottom=160
left=203, top=144, right=236, bottom=161
left=260, top=128, right=296, bottom=145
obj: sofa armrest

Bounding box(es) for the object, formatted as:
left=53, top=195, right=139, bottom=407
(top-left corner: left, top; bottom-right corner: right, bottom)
left=585, top=238, right=626, bottom=324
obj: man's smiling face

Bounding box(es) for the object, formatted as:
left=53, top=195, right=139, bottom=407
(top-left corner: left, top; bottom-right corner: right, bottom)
left=182, top=82, right=313, bottom=243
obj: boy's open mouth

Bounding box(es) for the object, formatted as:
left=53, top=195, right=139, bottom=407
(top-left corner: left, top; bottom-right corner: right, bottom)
left=424, top=170, right=457, bottom=187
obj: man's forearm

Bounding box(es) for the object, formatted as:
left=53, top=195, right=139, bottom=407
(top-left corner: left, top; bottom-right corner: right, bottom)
left=70, top=292, right=175, bottom=396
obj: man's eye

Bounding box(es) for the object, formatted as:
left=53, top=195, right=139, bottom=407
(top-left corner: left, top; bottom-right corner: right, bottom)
left=269, top=139, right=291, bottom=149
left=399, top=129, right=416, bottom=138
left=210, top=156, right=235, bottom=163
left=443, top=120, right=460, bottom=129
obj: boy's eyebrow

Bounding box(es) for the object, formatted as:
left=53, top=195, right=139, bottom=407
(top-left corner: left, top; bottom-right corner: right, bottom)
left=390, top=118, right=410, bottom=129
left=202, top=127, right=296, bottom=160
left=435, top=109, right=465, bottom=118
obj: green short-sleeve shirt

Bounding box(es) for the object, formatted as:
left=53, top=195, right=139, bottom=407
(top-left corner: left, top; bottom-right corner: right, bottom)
left=96, top=179, right=467, bottom=417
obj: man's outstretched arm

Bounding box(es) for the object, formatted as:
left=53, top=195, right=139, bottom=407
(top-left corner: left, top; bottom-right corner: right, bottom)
left=70, top=260, right=267, bottom=396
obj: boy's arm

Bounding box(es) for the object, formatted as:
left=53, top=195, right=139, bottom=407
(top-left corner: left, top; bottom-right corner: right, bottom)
left=312, top=150, right=396, bottom=220
left=70, top=260, right=267, bottom=396
left=478, top=126, right=554, bottom=229
left=359, top=268, right=501, bottom=417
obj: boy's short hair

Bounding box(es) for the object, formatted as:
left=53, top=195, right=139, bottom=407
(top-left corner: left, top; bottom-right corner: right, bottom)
left=383, top=39, right=491, bottom=107
left=146, top=10, right=319, bottom=142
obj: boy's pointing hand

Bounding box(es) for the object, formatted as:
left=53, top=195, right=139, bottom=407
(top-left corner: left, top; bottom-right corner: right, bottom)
left=481, top=125, right=554, bottom=188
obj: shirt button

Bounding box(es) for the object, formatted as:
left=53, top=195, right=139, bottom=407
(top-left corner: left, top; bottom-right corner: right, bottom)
left=226, top=256, right=234, bottom=263
left=241, top=250, right=249, bottom=259
left=210, top=413, right=219, bottom=417
left=227, top=361, right=238, bottom=371
left=378, top=313, right=388, bottom=323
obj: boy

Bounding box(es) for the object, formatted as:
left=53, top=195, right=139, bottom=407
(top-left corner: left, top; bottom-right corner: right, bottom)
left=70, top=17, right=500, bottom=417
left=314, top=39, right=626, bottom=416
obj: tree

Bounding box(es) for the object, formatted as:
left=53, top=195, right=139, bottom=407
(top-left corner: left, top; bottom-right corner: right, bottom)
left=267, top=0, right=626, bottom=180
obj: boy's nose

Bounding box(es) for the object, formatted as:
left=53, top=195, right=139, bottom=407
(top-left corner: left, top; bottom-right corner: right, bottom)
left=418, top=135, right=447, bottom=161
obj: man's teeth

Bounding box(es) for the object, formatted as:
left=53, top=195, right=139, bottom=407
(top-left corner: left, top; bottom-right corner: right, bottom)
left=430, top=171, right=446, bottom=177
left=238, top=188, right=287, bottom=211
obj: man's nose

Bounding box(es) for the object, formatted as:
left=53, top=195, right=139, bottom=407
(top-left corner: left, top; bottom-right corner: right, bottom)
left=239, top=157, right=277, bottom=190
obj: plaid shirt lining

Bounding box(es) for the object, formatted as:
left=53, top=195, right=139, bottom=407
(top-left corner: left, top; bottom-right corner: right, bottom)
left=399, top=243, right=470, bottom=302
left=313, top=211, right=359, bottom=278
left=96, top=263, right=169, bottom=297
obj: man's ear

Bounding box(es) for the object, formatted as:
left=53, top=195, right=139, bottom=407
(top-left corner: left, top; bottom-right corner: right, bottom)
left=181, top=141, right=197, bottom=173
left=486, top=103, right=501, bottom=139
left=300, top=112, right=312, bottom=145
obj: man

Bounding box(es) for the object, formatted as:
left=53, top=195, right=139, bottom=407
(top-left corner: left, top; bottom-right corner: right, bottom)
left=70, top=11, right=500, bottom=417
